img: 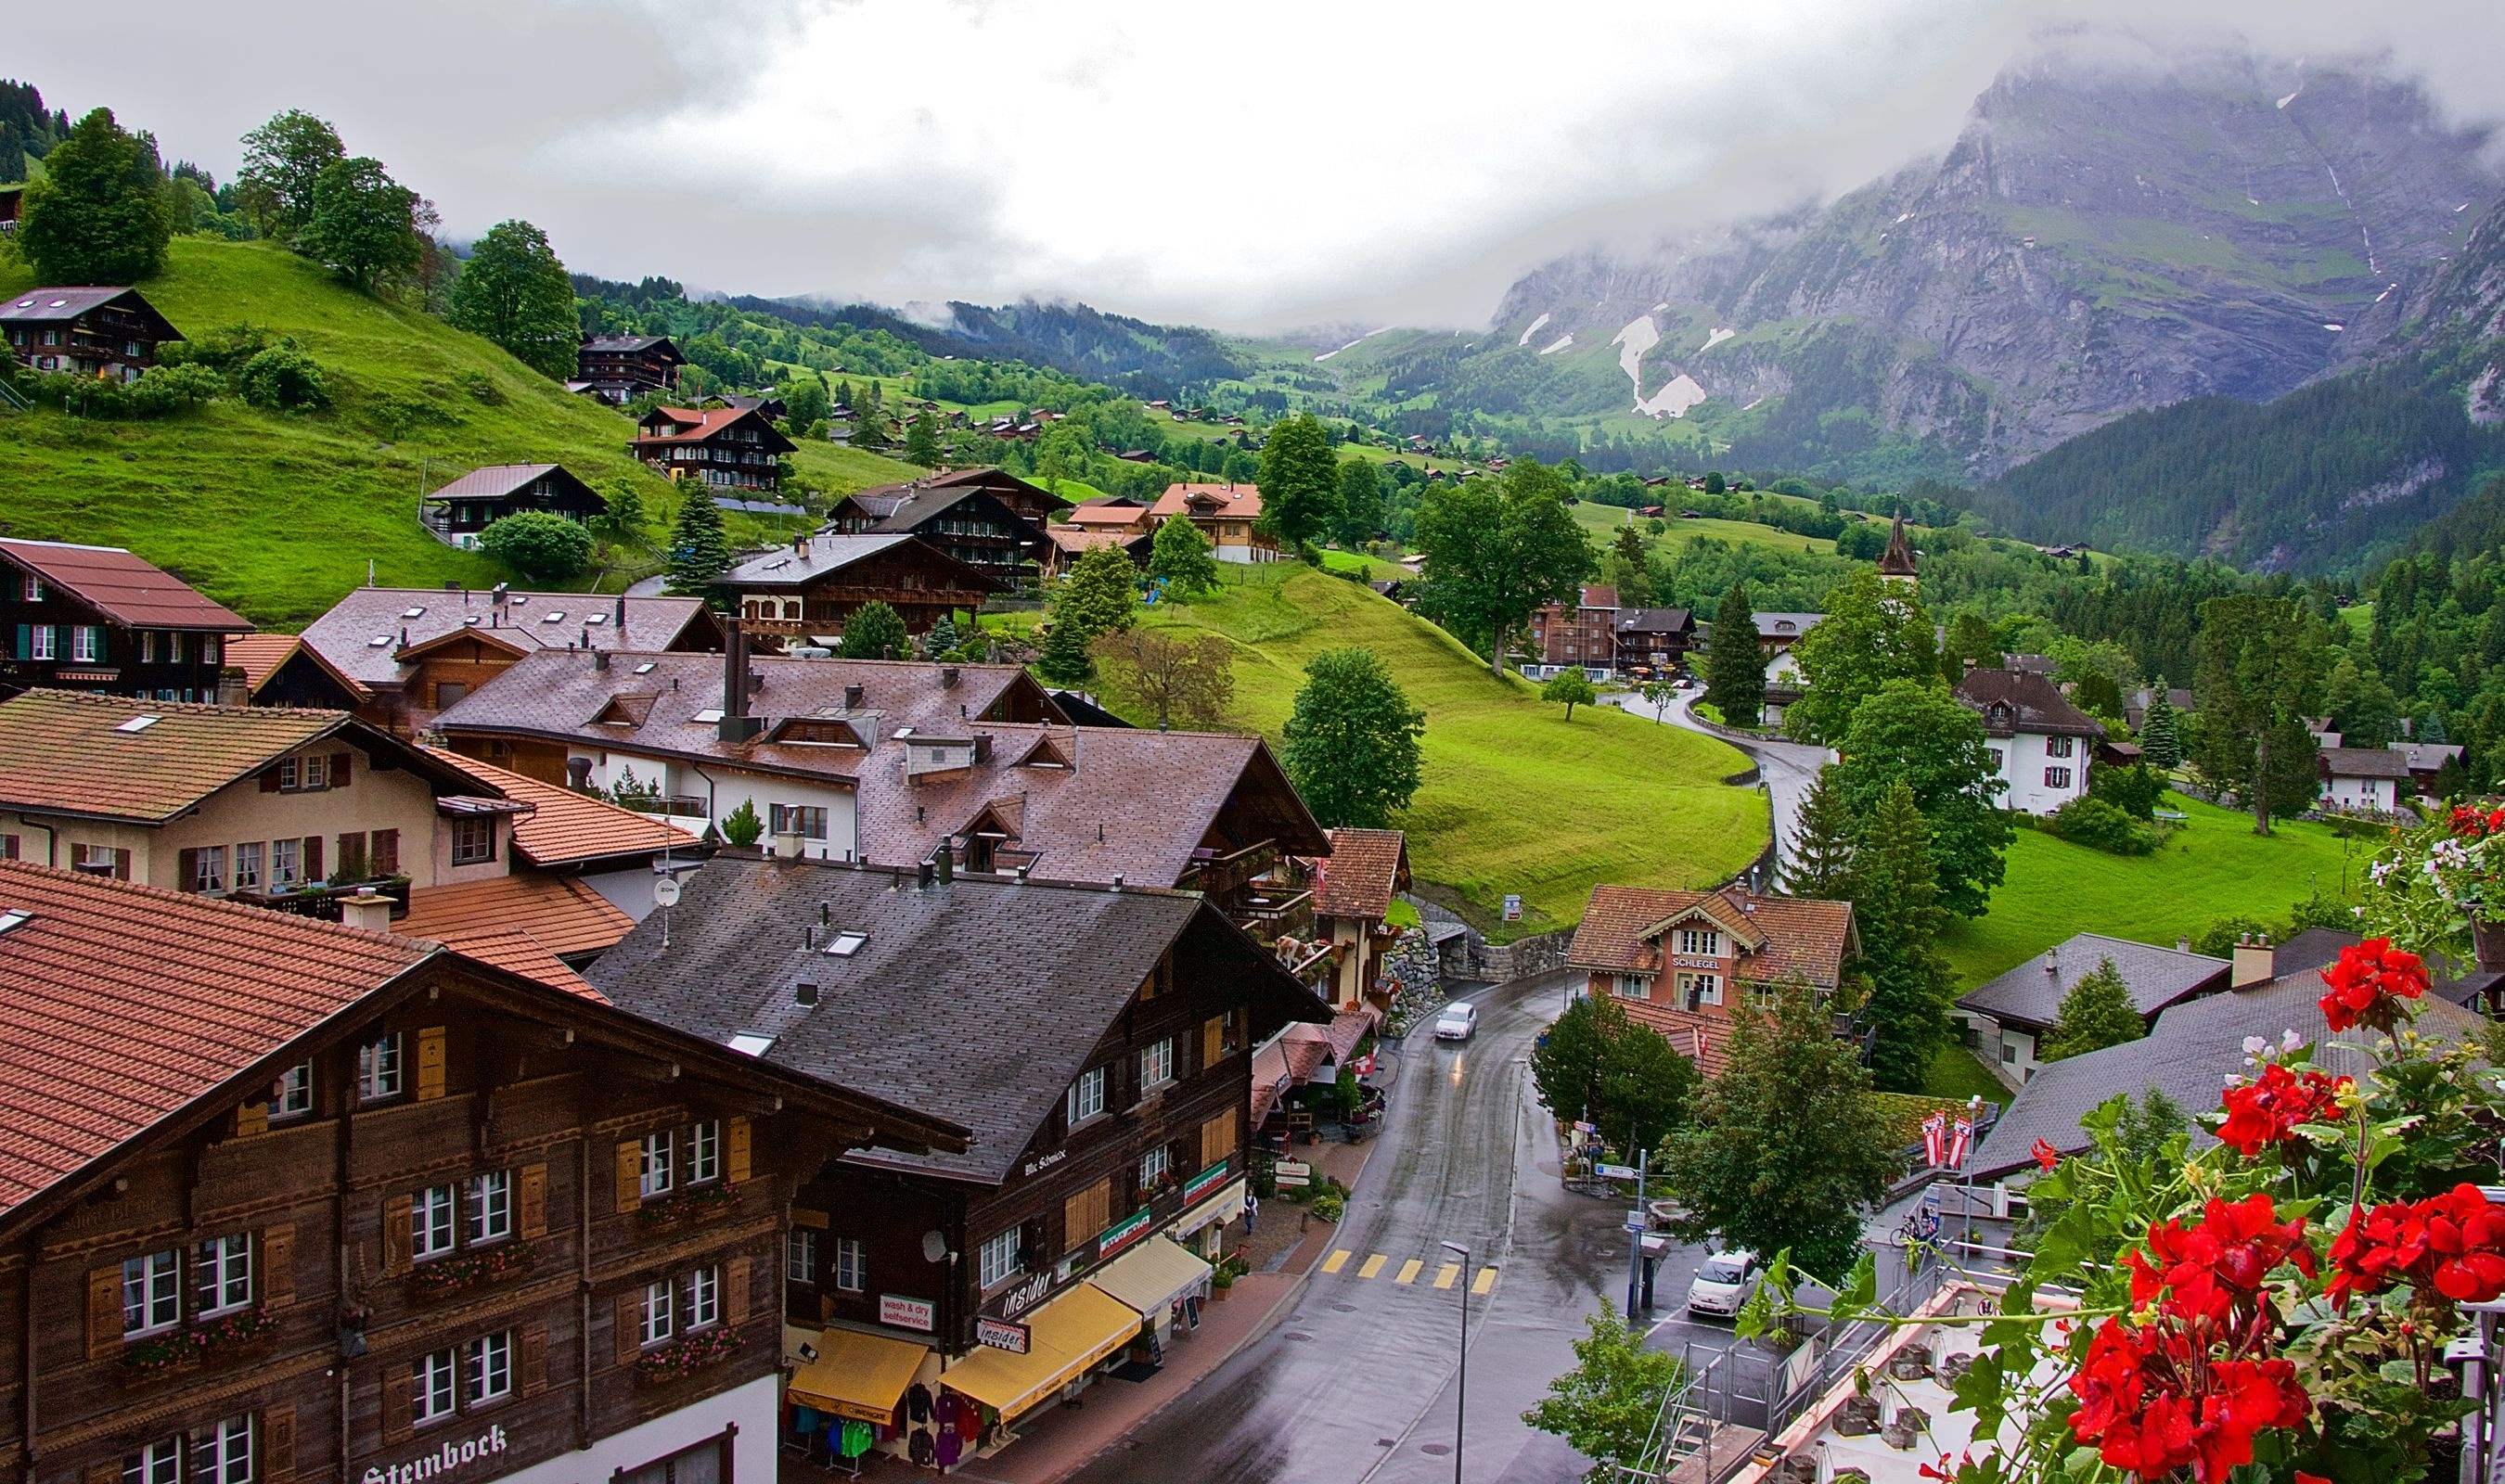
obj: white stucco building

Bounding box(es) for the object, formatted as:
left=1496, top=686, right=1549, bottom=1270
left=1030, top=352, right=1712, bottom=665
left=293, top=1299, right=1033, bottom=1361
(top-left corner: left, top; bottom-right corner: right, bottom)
left=2319, top=747, right=2410, bottom=813
left=1953, top=667, right=2104, bottom=815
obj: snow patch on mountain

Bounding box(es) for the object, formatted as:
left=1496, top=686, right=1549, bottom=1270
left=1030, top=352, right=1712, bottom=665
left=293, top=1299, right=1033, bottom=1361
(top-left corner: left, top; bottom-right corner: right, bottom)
left=1609, top=314, right=1711, bottom=418
left=1517, top=313, right=1550, bottom=347
left=1314, top=326, right=1394, bottom=363
left=1538, top=334, right=1574, bottom=355
left=1700, top=326, right=1735, bottom=352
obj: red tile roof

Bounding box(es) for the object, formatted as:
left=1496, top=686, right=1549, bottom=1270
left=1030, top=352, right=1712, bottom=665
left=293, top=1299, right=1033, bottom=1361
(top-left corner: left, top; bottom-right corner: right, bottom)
left=1150, top=483, right=1264, bottom=521
left=0, top=859, right=433, bottom=1216
left=397, top=875, right=636, bottom=966
left=1568, top=885, right=1855, bottom=989
left=223, top=633, right=375, bottom=703
left=418, top=925, right=603, bottom=998
left=1617, top=1002, right=1735, bottom=1078
left=0, top=537, right=248, bottom=632
left=0, top=689, right=354, bottom=822
left=1311, top=828, right=1408, bottom=921
left=631, top=405, right=796, bottom=453
left=428, top=749, right=699, bottom=867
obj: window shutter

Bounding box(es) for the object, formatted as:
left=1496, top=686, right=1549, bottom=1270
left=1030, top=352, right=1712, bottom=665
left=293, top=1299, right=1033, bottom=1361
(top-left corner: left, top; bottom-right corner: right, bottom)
left=726, top=1256, right=752, bottom=1324
left=262, top=1223, right=294, bottom=1308
left=260, top=767, right=281, bottom=794
left=380, top=1365, right=412, bottom=1444
left=330, top=751, right=352, bottom=787
left=613, top=1291, right=643, bottom=1365
left=178, top=848, right=200, bottom=892
left=381, top=1194, right=413, bottom=1275
left=520, top=1321, right=548, bottom=1398
left=614, top=1140, right=642, bottom=1213
left=518, top=1162, right=547, bottom=1238
left=726, top=1116, right=752, bottom=1183
left=235, top=1100, right=269, bottom=1137
left=302, top=834, right=324, bottom=882
left=263, top=1403, right=297, bottom=1484
left=371, top=828, right=399, bottom=876
left=11, top=624, right=27, bottom=661
left=85, top=1265, right=122, bottom=1360
left=1202, top=1016, right=1224, bottom=1068
left=414, top=1026, right=446, bottom=1101
left=111, top=849, right=130, bottom=881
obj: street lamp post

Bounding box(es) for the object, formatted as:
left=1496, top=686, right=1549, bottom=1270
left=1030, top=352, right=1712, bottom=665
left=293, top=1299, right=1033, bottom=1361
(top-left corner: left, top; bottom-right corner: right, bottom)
left=1442, top=1239, right=1470, bottom=1484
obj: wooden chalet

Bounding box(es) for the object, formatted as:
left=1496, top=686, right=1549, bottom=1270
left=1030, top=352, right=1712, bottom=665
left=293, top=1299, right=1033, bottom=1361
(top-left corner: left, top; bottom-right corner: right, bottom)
left=717, top=533, right=1001, bottom=646
left=219, top=634, right=373, bottom=712
left=1306, top=828, right=1412, bottom=1012
left=1612, top=608, right=1695, bottom=676
left=1148, top=484, right=1276, bottom=563
left=0, top=858, right=964, bottom=1484
left=0, top=286, right=180, bottom=381
left=590, top=858, right=1326, bottom=1465
left=822, top=480, right=1050, bottom=588
left=630, top=407, right=796, bottom=492
left=575, top=334, right=687, bottom=404
left=1566, top=884, right=1856, bottom=1077
left=0, top=537, right=248, bottom=703
left=420, top=465, right=609, bottom=550
left=893, top=467, right=1066, bottom=527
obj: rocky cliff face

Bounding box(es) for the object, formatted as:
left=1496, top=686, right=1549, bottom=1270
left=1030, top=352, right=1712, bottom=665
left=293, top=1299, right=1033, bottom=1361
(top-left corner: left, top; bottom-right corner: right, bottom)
left=1490, top=51, right=2499, bottom=479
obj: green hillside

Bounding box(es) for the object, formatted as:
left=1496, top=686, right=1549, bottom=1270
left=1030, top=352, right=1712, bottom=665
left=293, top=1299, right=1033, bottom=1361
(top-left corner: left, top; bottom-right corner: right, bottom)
left=0, top=238, right=919, bottom=627
left=1125, top=566, right=1768, bottom=935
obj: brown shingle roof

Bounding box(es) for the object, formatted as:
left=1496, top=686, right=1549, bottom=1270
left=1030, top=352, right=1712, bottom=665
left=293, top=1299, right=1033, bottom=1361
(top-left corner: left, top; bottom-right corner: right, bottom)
left=1954, top=669, right=2106, bottom=740
left=0, top=689, right=353, bottom=822
left=398, top=876, right=636, bottom=966
left=0, top=537, right=248, bottom=632
left=222, top=633, right=374, bottom=703
left=296, top=587, right=718, bottom=690
left=1568, top=885, right=1856, bottom=988
left=1311, top=828, right=1407, bottom=921
left=427, top=750, right=699, bottom=866
left=0, top=859, right=432, bottom=1215
left=632, top=405, right=797, bottom=453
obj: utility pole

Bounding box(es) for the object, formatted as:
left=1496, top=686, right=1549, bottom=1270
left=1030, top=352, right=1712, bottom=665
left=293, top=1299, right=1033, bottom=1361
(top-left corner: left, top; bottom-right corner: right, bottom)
left=1625, top=1145, right=1649, bottom=1318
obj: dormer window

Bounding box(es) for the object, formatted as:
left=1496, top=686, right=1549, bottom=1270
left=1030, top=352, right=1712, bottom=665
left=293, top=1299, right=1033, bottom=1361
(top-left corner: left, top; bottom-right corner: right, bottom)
left=1675, top=928, right=1721, bottom=958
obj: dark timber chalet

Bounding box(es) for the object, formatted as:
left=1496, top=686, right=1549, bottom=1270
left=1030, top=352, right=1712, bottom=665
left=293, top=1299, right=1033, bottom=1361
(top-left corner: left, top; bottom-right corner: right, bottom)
left=573, top=336, right=686, bottom=405
left=821, top=480, right=1051, bottom=587
left=887, top=467, right=1065, bottom=529
left=0, top=858, right=965, bottom=1484
left=0, top=287, right=180, bottom=381
left=419, top=466, right=609, bottom=551
left=717, top=534, right=1002, bottom=646
left=0, top=537, right=249, bottom=702
left=588, top=856, right=1327, bottom=1466
left=630, top=407, right=796, bottom=493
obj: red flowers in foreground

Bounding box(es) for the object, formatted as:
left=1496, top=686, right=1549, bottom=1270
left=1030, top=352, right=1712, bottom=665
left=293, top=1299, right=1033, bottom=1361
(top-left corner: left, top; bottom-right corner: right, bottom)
left=2326, top=1183, right=2505, bottom=1311
left=2127, top=1194, right=2317, bottom=1326
left=2215, top=1064, right=2351, bottom=1157
left=2067, top=1317, right=2308, bottom=1482
left=2447, top=804, right=2505, bottom=839
left=2317, top=938, right=2428, bottom=1035
left=2031, top=1138, right=2061, bottom=1171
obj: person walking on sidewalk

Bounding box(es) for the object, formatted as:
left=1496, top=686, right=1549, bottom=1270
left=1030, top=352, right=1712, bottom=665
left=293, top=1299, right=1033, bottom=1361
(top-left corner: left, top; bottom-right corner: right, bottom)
left=1244, top=1192, right=1259, bottom=1236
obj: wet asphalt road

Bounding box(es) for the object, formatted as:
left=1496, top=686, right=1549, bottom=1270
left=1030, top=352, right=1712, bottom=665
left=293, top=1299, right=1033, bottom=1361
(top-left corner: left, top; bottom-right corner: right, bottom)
left=1067, top=970, right=1643, bottom=1484
left=1604, top=690, right=1826, bottom=876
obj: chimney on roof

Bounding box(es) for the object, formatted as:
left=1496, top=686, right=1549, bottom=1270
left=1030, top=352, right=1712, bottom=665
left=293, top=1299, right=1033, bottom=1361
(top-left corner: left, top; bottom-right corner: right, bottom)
left=718, top=618, right=763, bottom=744
left=566, top=758, right=594, bottom=792
left=931, top=847, right=953, bottom=884
left=917, top=860, right=934, bottom=889
left=2178, top=936, right=2191, bottom=953
left=794, top=532, right=809, bottom=556
left=773, top=830, right=804, bottom=862
left=941, top=666, right=959, bottom=690
left=594, top=649, right=610, bottom=672
left=443, top=580, right=460, bottom=591
left=843, top=684, right=865, bottom=710
left=581, top=625, right=591, bottom=649
left=2045, top=945, right=2059, bottom=976
left=215, top=668, right=249, bottom=708
left=615, top=593, right=627, bottom=628
left=340, top=888, right=393, bottom=934
left=2233, top=933, right=2274, bottom=991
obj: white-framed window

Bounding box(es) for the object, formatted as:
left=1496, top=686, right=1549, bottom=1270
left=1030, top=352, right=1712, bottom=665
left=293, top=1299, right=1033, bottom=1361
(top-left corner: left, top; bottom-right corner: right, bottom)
left=20, top=575, right=41, bottom=602
left=201, top=635, right=222, bottom=667
left=1676, top=928, right=1721, bottom=956
left=122, top=1248, right=181, bottom=1336
left=360, top=1032, right=403, bottom=1102
left=1987, top=748, right=2005, bottom=771
left=71, top=625, right=102, bottom=662
left=833, top=1236, right=865, bottom=1293
left=685, top=1266, right=720, bottom=1330
left=1139, top=1145, right=1171, bottom=1190
left=139, top=631, right=157, bottom=663
left=1611, top=974, right=1649, bottom=1000
left=770, top=804, right=829, bottom=840
left=413, top=1348, right=457, bottom=1425
left=977, top=1229, right=1021, bottom=1290
left=194, top=1235, right=252, bottom=1316
left=412, top=1185, right=456, bottom=1260
left=191, top=845, right=226, bottom=893
left=194, top=1415, right=254, bottom=1484
left=1676, top=970, right=1723, bottom=1008
left=468, top=1171, right=512, bottom=1245
left=640, top=1132, right=674, bottom=1197
left=2045, top=766, right=2074, bottom=789
left=271, top=836, right=302, bottom=887
left=2046, top=735, right=2075, bottom=759
left=1139, top=1038, right=1175, bottom=1091
left=467, top=1329, right=513, bottom=1404
left=687, top=1120, right=720, bottom=1184
left=231, top=841, right=263, bottom=890
left=640, top=1279, right=674, bottom=1347
left=451, top=815, right=495, bottom=865
left=28, top=625, right=54, bottom=660
left=272, top=1060, right=314, bottom=1120
left=786, top=1229, right=818, bottom=1284
left=169, top=633, right=186, bottom=663
left=123, top=1439, right=182, bottom=1484
left=1066, top=1066, right=1106, bottom=1125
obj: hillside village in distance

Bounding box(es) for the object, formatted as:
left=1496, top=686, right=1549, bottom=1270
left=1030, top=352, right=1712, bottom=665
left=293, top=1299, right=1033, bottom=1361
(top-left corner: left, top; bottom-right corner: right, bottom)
left=7, top=32, right=2505, bottom=1484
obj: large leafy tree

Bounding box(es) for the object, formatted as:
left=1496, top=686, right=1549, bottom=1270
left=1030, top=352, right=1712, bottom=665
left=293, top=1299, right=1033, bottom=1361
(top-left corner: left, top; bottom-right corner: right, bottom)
left=1279, top=646, right=1425, bottom=828
left=2190, top=594, right=2326, bottom=835
left=1527, top=992, right=1699, bottom=1153
left=1090, top=629, right=1235, bottom=730
left=1522, top=1306, right=1689, bottom=1475
left=298, top=156, right=419, bottom=289
left=1050, top=544, right=1139, bottom=646
left=1658, top=979, right=1899, bottom=1278
left=1412, top=460, right=1595, bottom=680
left=1782, top=568, right=1939, bottom=745
left=837, top=601, right=908, bottom=660
left=446, top=219, right=579, bottom=378
left=1846, top=780, right=1953, bottom=1092
left=17, top=108, right=170, bottom=285
left=479, top=512, right=593, bottom=583
left=1335, top=457, right=1384, bottom=548
left=664, top=490, right=733, bottom=595
left=2039, top=956, right=2145, bottom=1061
left=1704, top=582, right=1765, bottom=727
left=1782, top=764, right=1858, bottom=898
left=234, top=109, right=343, bottom=237
left=1255, top=413, right=1342, bottom=549
left=1831, top=678, right=2013, bottom=917
left=1149, top=514, right=1220, bottom=596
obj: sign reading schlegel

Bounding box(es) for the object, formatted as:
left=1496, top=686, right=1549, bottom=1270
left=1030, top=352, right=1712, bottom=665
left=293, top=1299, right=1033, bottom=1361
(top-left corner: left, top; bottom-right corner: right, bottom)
left=363, top=1425, right=508, bottom=1484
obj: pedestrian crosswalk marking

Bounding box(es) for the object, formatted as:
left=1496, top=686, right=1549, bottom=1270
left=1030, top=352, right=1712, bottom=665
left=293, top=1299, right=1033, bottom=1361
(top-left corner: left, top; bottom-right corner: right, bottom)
left=1433, top=1263, right=1460, bottom=1290
left=1394, top=1258, right=1424, bottom=1285
left=1357, top=1253, right=1388, bottom=1279
left=1473, top=1266, right=1498, bottom=1295
left=1322, top=1249, right=1352, bottom=1274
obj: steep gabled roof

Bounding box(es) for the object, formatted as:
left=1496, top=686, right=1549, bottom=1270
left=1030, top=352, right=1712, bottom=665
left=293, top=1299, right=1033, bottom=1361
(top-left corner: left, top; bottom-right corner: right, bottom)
left=0, top=537, right=247, bottom=633
left=1953, top=668, right=2106, bottom=740
left=424, top=463, right=606, bottom=507
left=426, top=749, right=700, bottom=867
left=221, top=633, right=374, bottom=703
left=631, top=404, right=797, bottom=454
left=1569, top=885, right=1856, bottom=987
left=1311, top=828, right=1408, bottom=921
left=1150, top=482, right=1265, bottom=521
left=716, top=532, right=1001, bottom=594
left=1955, top=933, right=2229, bottom=1035
left=2320, top=747, right=2411, bottom=780
left=1879, top=511, right=1920, bottom=577
left=0, top=287, right=178, bottom=340
left=397, top=875, right=637, bottom=966
left=296, top=587, right=719, bottom=690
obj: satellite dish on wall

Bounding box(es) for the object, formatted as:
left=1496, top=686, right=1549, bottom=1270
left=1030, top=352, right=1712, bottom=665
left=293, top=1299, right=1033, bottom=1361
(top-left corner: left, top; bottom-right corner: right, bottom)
left=653, top=876, right=682, bottom=908
left=921, top=1231, right=949, bottom=1263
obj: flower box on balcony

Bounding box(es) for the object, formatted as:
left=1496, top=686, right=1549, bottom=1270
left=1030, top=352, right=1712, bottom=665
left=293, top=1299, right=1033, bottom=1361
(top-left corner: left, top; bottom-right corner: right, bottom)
left=635, top=1327, right=740, bottom=1385
left=408, top=1242, right=537, bottom=1304
left=635, top=1183, right=740, bottom=1230
left=120, top=1305, right=277, bottom=1377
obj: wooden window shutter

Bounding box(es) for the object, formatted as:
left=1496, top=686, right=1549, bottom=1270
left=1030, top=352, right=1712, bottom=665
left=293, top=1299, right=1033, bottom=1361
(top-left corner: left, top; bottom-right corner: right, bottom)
left=614, top=1140, right=642, bottom=1213
left=85, top=1265, right=122, bottom=1360
left=519, top=1321, right=548, bottom=1398
left=371, top=828, right=399, bottom=876
left=235, top=1099, right=269, bottom=1138
left=1202, top=1016, right=1224, bottom=1068
left=112, top=849, right=130, bottom=881
left=302, top=833, right=324, bottom=883
left=518, top=1163, right=547, bottom=1238
left=381, top=1193, right=414, bottom=1276
left=261, top=1223, right=295, bottom=1308
left=260, top=767, right=281, bottom=793
left=331, top=751, right=352, bottom=787
left=178, top=847, right=200, bottom=892
left=380, top=1365, right=413, bottom=1445
left=414, top=1027, right=446, bottom=1101
left=726, top=1256, right=751, bottom=1324
left=613, top=1291, right=643, bottom=1365
left=726, top=1116, right=752, bottom=1183
left=263, top=1403, right=297, bottom=1484
left=1063, top=1179, right=1110, bottom=1246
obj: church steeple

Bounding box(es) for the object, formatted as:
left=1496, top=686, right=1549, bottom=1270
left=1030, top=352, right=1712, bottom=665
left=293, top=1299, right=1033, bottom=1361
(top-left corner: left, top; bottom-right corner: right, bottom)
left=1879, top=508, right=1919, bottom=587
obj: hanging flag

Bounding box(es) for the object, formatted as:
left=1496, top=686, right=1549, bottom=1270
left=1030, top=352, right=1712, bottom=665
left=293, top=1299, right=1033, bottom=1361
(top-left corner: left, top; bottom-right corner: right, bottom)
left=1921, top=1112, right=1946, bottom=1169
left=1947, top=1116, right=1974, bottom=1171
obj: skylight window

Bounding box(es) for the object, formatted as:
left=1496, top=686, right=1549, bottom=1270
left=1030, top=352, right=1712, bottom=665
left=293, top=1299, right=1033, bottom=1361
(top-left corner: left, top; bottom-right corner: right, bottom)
left=401, top=607, right=426, bottom=619
left=633, top=661, right=657, bottom=674
left=823, top=931, right=867, bottom=957
left=369, top=635, right=392, bottom=646
left=46, top=299, right=67, bottom=308
left=726, top=1033, right=777, bottom=1057
left=690, top=708, right=726, bottom=723
left=113, top=716, right=161, bottom=734
left=464, top=615, right=482, bottom=626
left=540, top=611, right=565, bottom=623
left=508, top=595, right=529, bottom=606
left=0, top=910, right=31, bottom=936
left=586, top=612, right=609, bottom=625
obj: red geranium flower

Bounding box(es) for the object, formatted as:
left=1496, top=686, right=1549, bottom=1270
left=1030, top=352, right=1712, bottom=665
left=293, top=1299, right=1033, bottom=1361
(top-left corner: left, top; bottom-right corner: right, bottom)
left=2327, top=1183, right=2505, bottom=1311
left=2215, top=1064, right=2351, bottom=1157
left=2066, top=1316, right=2309, bottom=1482
left=2126, top=1194, right=2316, bottom=1327
left=2031, top=1138, right=2061, bottom=1171
left=2318, top=937, right=2428, bottom=1035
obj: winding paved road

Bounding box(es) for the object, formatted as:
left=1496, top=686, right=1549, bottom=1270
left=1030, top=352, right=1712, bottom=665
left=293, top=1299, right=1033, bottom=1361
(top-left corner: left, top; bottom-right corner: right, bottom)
left=1606, top=690, right=1828, bottom=878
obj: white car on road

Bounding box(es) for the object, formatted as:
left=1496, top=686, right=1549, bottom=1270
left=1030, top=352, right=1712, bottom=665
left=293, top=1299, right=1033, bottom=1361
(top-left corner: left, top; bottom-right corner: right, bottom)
left=1432, top=1003, right=1478, bottom=1042
left=1684, top=1249, right=1761, bottom=1320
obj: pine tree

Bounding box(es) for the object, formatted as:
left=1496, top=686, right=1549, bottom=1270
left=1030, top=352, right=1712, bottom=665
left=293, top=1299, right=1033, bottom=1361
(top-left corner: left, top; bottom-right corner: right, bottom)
left=904, top=415, right=943, bottom=468
left=1782, top=765, right=1858, bottom=897
left=1704, top=583, right=1765, bottom=727
left=837, top=600, right=908, bottom=660
left=2139, top=684, right=2184, bottom=769
left=924, top=614, right=962, bottom=658
left=1846, top=780, right=1953, bottom=1093
left=2039, top=957, right=2145, bottom=1061
left=664, top=489, right=733, bottom=595
left=1034, top=616, right=1094, bottom=686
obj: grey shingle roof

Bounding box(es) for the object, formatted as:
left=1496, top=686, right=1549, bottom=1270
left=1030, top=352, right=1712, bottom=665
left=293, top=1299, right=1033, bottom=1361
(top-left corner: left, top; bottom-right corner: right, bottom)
left=1957, top=933, right=2229, bottom=1035
left=298, top=588, right=717, bottom=690
left=585, top=855, right=1328, bottom=1183
left=2320, top=747, right=2412, bottom=780
left=1954, top=668, right=2107, bottom=739
left=718, top=533, right=919, bottom=586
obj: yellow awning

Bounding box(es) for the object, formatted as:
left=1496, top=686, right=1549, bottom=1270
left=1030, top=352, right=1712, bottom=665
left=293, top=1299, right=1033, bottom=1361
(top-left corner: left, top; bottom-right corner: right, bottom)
left=1086, top=1236, right=1214, bottom=1317
left=940, top=1285, right=1143, bottom=1421
left=788, top=1326, right=931, bottom=1426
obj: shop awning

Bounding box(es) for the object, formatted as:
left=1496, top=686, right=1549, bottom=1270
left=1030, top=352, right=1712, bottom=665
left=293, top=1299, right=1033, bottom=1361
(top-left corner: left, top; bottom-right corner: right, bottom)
left=1087, top=1236, right=1214, bottom=1317
left=787, top=1326, right=931, bottom=1426
left=941, top=1285, right=1142, bottom=1422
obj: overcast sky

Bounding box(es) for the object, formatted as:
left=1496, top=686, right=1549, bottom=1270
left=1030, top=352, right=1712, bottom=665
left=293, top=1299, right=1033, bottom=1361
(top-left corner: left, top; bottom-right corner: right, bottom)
left=14, top=1, right=2505, bottom=332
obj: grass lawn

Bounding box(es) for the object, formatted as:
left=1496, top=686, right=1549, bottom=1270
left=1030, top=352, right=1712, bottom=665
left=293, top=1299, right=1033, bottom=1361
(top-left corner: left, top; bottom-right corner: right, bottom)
left=1132, top=565, right=1767, bottom=936
left=1939, top=791, right=2363, bottom=990
left=1317, top=548, right=1409, bottom=580
left=1921, top=1045, right=2012, bottom=1108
